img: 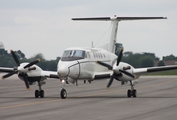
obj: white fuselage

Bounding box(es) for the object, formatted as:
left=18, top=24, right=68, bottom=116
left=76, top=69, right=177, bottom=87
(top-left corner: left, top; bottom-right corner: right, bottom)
left=57, top=47, right=137, bottom=84
left=57, top=47, right=115, bottom=79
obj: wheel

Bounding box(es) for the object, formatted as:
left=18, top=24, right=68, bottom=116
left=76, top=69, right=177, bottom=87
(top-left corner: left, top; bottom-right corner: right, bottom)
left=127, top=89, right=132, bottom=97
left=35, top=90, right=39, bottom=98
left=132, top=89, right=137, bottom=98
left=88, top=80, right=91, bottom=84
left=60, top=88, right=67, bottom=99
left=40, top=90, right=44, bottom=98
left=84, top=80, right=86, bottom=83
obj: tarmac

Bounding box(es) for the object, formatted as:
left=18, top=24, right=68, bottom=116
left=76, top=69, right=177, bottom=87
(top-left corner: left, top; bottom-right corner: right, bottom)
left=0, top=75, right=177, bottom=120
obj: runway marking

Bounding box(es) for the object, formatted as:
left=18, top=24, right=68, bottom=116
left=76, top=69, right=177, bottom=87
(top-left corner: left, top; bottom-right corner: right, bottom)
left=0, top=78, right=176, bottom=110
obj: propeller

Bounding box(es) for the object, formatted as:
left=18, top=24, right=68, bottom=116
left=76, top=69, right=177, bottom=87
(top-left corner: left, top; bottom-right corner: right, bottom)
left=96, top=47, right=136, bottom=89
left=2, top=50, right=40, bottom=90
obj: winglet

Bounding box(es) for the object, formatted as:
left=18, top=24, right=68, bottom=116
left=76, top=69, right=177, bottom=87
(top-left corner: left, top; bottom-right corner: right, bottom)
left=27, top=88, right=30, bottom=90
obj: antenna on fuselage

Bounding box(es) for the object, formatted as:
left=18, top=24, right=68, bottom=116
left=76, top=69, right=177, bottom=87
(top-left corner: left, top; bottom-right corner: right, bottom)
left=92, top=41, right=94, bottom=48
left=72, top=16, right=167, bottom=53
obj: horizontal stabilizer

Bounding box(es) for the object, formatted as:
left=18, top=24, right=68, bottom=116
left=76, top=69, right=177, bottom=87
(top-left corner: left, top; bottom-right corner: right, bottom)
left=72, top=17, right=167, bottom=21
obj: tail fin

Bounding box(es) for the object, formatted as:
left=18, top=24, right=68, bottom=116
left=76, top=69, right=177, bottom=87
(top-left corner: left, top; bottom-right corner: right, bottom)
left=72, top=16, right=167, bottom=53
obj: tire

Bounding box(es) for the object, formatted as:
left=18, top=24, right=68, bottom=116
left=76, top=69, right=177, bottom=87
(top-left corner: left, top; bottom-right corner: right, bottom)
left=127, top=89, right=132, bottom=98
left=132, top=89, right=137, bottom=98
left=60, top=88, right=67, bottom=99
left=40, top=90, right=44, bottom=98
left=35, top=90, right=39, bottom=98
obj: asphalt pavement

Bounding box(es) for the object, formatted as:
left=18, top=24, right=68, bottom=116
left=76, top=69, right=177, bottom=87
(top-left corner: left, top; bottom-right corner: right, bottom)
left=0, top=75, right=177, bottom=120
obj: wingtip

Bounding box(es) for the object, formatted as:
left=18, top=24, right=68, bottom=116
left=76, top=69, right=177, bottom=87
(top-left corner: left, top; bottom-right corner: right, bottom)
left=106, top=87, right=109, bottom=90
left=1, top=77, right=4, bottom=80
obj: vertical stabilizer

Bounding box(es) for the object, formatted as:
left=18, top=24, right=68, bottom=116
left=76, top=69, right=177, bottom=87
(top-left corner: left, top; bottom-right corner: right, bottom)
left=108, top=17, right=119, bottom=53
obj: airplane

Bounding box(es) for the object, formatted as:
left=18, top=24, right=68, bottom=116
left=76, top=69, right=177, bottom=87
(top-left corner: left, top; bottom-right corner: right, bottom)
left=57, top=16, right=177, bottom=99
left=0, top=50, right=58, bottom=98
left=1, top=16, right=177, bottom=99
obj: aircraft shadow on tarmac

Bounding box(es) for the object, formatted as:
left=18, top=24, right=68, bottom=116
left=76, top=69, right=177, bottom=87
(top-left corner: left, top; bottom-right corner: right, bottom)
left=66, top=95, right=177, bottom=99
left=1, top=96, right=177, bottom=99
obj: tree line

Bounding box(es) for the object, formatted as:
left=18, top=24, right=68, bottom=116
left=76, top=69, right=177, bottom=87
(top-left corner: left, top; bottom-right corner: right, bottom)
left=0, top=49, right=60, bottom=71
left=0, top=49, right=177, bottom=70
left=122, top=52, right=177, bottom=68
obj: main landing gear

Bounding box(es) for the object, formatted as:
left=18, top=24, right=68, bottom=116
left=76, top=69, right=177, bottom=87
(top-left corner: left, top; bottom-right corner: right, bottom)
left=127, top=80, right=137, bottom=98
left=84, top=80, right=91, bottom=84
left=35, top=81, right=45, bottom=98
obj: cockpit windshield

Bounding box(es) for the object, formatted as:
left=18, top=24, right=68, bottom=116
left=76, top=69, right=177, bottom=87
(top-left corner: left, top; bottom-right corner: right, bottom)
left=61, top=50, right=86, bottom=61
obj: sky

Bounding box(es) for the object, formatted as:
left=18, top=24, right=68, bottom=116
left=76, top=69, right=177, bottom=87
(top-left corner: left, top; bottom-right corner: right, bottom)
left=0, top=0, right=177, bottom=60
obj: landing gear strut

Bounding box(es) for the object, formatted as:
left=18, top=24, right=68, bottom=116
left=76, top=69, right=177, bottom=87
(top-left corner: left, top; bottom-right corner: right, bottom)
left=35, top=81, right=44, bottom=98
left=127, top=80, right=137, bottom=98
left=60, top=80, right=67, bottom=99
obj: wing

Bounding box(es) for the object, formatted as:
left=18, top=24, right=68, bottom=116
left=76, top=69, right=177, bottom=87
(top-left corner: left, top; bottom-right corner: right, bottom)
left=133, top=65, right=177, bottom=75
left=41, top=71, right=59, bottom=79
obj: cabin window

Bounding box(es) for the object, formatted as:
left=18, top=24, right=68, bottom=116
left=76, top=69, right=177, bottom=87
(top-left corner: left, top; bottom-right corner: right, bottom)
left=103, top=53, right=105, bottom=58
left=73, top=50, right=84, bottom=57
left=87, top=52, right=90, bottom=58
left=100, top=53, right=103, bottom=58
left=93, top=52, right=95, bottom=58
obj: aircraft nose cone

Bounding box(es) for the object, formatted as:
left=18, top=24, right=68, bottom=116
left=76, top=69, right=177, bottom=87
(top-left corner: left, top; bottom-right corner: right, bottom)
left=58, top=66, right=69, bottom=77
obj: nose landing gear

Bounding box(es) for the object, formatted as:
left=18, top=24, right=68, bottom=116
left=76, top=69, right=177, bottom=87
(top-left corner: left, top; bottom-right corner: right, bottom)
left=60, top=88, right=67, bottom=99
left=60, top=80, right=67, bottom=99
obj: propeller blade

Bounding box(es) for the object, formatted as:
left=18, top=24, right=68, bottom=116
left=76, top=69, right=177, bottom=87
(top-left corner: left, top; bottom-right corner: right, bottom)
left=11, top=50, right=20, bottom=66
left=2, top=71, right=18, bottom=79
left=116, top=47, right=123, bottom=66
left=0, top=67, right=14, bottom=73
left=96, top=61, right=113, bottom=70
left=22, top=74, right=30, bottom=90
left=24, top=59, right=40, bottom=69
left=119, top=69, right=136, bottom=79
left=107, top=75, right=114, bottom=88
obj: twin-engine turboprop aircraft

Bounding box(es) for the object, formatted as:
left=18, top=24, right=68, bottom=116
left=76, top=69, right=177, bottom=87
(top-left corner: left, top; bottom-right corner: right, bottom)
left=1, top=16, right=177, bottom=99
left=57, top=16, right=177, bottom=99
